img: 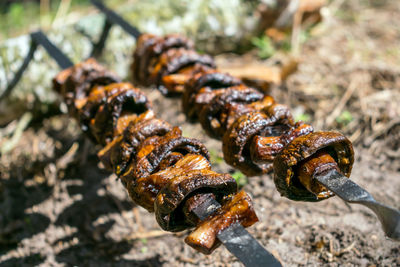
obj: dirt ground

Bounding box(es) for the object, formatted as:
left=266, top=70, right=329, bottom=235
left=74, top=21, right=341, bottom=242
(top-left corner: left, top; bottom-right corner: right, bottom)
left=1, top=0, right=399, bottom=266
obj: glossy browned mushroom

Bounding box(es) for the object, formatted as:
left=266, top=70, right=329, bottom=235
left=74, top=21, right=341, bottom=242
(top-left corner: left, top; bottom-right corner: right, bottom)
left=54, top=58, right=259, bottom=254
left=182, top=70, right=242, bottom=119
left=149, top=48, right=216, bottom=94
left=185, top=190, right=258, bottom=254
left=273, top=131, right=354, bottom=201
left=131, top=33, right=356, bottom=204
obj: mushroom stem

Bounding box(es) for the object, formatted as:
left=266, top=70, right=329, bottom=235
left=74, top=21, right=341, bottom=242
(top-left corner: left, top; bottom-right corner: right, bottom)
left=297, top=151, right=340, bottom=199
left=250, top=135, right=284, bottom=163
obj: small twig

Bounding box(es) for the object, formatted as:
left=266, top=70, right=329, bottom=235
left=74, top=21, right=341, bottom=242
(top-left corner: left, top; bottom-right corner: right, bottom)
left=56, top=142, right=79, bottom=170
left=325, top=77, right=359, bottom=126
left=179, top=256, right=198, bottom=264
left=335, top=241, right=356, bottom=256
left=291, top=8, right=304, bottom=56
left=133, top=207, right=144, bottom=232
left=349, top=128, right=362, bottom=143
left=0, top=112, right=32, bottom=154
left=125, top=230, right=169, bottom=240
left=386, top=149, right=400, bottom=158
left=52, top=0, right=73, bottom=28
left=40, top=0, right=51, bottom=28
left=364, top=118, right=400, bottom=146
left=329, top=239, right=334, bottom=254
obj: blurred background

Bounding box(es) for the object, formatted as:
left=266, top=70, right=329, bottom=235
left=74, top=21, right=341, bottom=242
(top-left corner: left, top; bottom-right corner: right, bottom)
left=0, top=1, right=399, bottom=266
left=0, top=0, right=330, bottom=125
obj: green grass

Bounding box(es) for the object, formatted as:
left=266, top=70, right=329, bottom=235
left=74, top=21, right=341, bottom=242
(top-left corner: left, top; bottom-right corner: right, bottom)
left=231, top=171, right=248, bottom=188
left=0, top=0, right=132, bottom=40
left=0, top=0, right=87, bottom=40
left=336, top=110, right=353, bottom=126
left=295, top=112, right=311, bottom=123
left=209, top=148, right=224, bottom=165
left=251, top=35, right=276, bottom=59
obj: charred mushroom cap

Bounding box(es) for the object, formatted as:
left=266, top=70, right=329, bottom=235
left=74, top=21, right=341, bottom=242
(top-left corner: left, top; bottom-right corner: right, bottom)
left=250, top=121, right=314, bottom=164
left=198, top=85, right=264, bottom=139
left=127, top=163, right=185, bottom=212
left=182, top=70, right=242, bottom=119
left=131, top=127, right=210, bottom=180
left=150, top=48, right=216, bottom=93
left=223, top=111, right=293, bottom=176
left=132, top=34, right=158, bottom=85
left=62, top=58, right=121, bottom=115
left=154, top=169, right=237, bottom=232
left=139, top=34, right=194, bottom=86
left=90, top=83, right=152, bottom=145
left=161, top=64, right=213, bottom=95
left=97, top=112, right=173, bottom=175
left=273, top=131, right=354, bottom=202
left=128, top=154, right=212, bottom=212
left=78, top=84, right=131, bottom=141
left=115, top=117, right=172, bottom=175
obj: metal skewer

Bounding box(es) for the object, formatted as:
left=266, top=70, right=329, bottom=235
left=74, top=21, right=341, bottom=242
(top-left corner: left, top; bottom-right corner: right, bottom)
left=315, top=169, right=400, bottom=241
left=89, top=0, right=141, bottom=57
left=89, top=0, right=400, bottom=243
left=0, top=31, right=74, bottom=102
left=17, top=30, right=281, bottom=267
left=193, top=197, right=281, bottom=267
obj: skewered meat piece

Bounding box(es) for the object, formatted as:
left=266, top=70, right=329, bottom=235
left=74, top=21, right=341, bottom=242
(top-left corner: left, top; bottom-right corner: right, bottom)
left=131, top=33, right=355, bottom=202
left=53, top=58, right=258, bottom=254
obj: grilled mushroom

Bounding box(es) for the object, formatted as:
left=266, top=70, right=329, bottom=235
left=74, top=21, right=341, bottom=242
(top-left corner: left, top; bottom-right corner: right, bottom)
left=185, top=190, right=258, bottom=254
left=150, top=48, right=216, bottom=94
left=131, top=33, right=356, bottom=204
left=54, top=58, right=258, bottom=254
left=273, top=131, right=354, bottom=201
left=198, top=85, right=264, bottom=139
left=56, top=58, right=121, bottom=115
left=182, top=70, right=242, bottom=119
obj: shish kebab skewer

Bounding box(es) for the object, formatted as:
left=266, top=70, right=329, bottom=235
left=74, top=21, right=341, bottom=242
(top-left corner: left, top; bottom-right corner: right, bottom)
left=91, top=0, right=400, bottom=240
left=32, top=31, right=281, bottom=266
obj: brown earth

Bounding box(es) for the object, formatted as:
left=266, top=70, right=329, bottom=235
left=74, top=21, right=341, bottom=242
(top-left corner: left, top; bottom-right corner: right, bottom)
left=1, top=0, right=399, bottom=266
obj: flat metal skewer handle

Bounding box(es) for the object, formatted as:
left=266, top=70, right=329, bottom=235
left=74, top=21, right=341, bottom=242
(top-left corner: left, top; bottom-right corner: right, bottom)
left=30, top=31, right=74, bottom=69
left=0, top=31, right=73, bottom=101
left=91, top=0, right=142, bottom=38
left=315, top=169, right=400, bottom=241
